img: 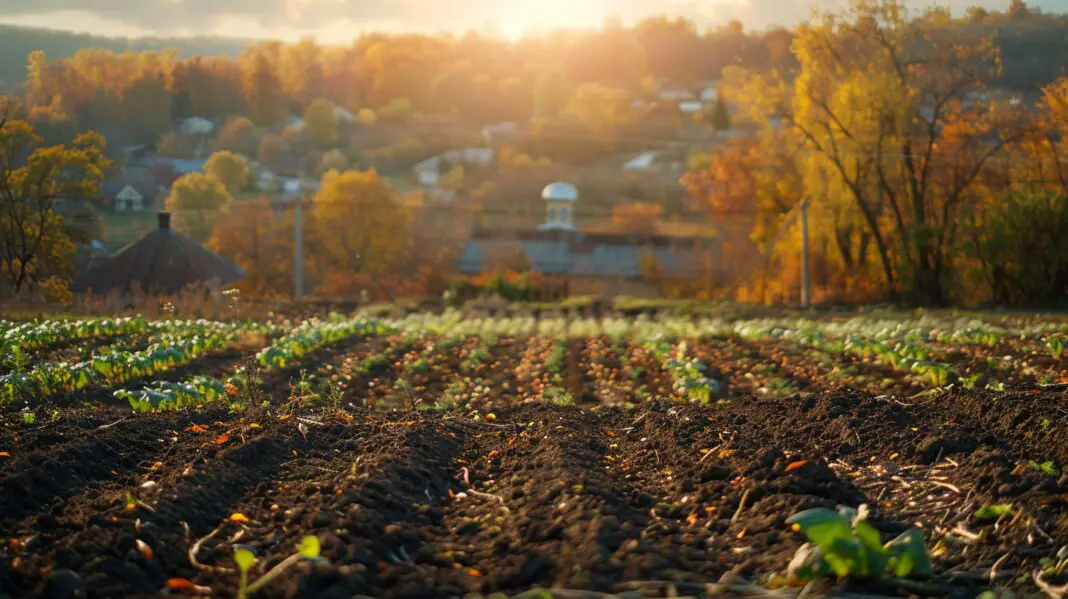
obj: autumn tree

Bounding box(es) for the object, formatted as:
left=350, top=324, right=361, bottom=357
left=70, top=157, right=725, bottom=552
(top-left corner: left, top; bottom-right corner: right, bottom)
left=742, top=0, right=1021, bottom=305
left=312, top=169, right=410, bottom=285
left=304, top=97, right=339, bottom=146
left=157, top=130, right=198, bottom=159
left=318, top=149, right=348, bottom=175
left=208, top=196, right=312, bottom=296
left=205, top=151, right=250, bottom=193
left=258, top=133, right=285, bottom=169
left=612, top=203, right=663, bottom=235
left=962, top=76, right=1068, bottom=304
left=122, top=72, right=172, bottom=144
left=165, top=173, right=233, bottom=241
left=0, top=121, right=109, bottom=295
left=217, top=116, right=256, bottom=154
left=564, top=83, right=633, bottom=149
left=241, top=43, right=286, bottom=126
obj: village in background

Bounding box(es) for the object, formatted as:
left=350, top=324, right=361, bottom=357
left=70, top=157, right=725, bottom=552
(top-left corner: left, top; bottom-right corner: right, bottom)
left=2, top=0, right=1068, bottom=315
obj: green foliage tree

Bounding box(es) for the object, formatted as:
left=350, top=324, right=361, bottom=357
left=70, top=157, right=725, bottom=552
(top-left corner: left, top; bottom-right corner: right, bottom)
left=64, top=201, right=105, bottom=244
left=303, top=98, right=339, bottom=146
left=165, top=173, right=233, bottom=241
left=0, top=120, right=109, bottom=295
left=205, top=151, right=250, bottom=193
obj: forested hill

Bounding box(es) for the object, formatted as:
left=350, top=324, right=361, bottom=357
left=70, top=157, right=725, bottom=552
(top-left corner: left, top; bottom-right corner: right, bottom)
left=1, top=10, right=1067, bottom=93
left=0, top=25, right=249, bottom=90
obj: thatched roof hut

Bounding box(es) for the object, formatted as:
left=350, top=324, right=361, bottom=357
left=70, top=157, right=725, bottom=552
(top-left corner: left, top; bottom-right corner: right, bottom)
left=72, top=212, right=245, bottom=295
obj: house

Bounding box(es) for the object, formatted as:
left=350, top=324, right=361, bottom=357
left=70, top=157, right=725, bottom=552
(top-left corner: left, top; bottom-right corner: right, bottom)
left=100, top=170, right=160, bottom=211
left=412, top=147, right=497, bottom=189
left=152, top=158, right=207, bottom=188
left=442, top=147, right=496, bottom=166
left=121, top=144, right=158, bottom=165
left=482, top=122, right=520, bottom=145
left=660, top=89, right=696, bottom=102
left=334, top=106, right=356, bottom=124
left=458, top=182, right=719, bottom=298
left=679, top=100, right=705, bottom=114
left=71, top=212, right=245, bottom=295
left=413, top=156, right=442, bottom=187
left=623, top=152, right=658, bottom=171
left=180, top=117, right=215, bottom=136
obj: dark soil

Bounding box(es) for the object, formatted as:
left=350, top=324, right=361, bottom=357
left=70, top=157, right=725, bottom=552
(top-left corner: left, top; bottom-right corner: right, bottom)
left=1, top=383, right=1066, bottom=598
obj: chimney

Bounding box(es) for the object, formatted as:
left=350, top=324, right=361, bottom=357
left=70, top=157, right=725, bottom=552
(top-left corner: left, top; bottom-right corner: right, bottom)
left=158, top=211, right=171, bottom=229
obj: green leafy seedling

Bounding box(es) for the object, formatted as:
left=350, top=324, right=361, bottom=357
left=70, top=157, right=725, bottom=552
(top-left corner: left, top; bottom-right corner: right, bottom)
left=234, top=546, right=257, bottom=599
left=1029, top=461, right=1059, bottom=477
left=786, top=505, right=932, bottom=581
left=243, top=536, right=325, bottom=595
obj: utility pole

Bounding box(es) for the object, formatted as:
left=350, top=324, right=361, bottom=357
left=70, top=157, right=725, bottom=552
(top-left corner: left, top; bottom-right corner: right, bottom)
left=293, top=195, right=304, bottom=298
left=800, top=197, right=811, bottom=308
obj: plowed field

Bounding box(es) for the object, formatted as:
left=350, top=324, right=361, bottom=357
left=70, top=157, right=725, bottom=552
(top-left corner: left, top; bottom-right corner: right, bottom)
left=1, top=313, right=1067, bottom=598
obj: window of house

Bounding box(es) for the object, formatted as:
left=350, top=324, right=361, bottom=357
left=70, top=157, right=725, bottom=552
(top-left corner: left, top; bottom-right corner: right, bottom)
left=559, top=206, right=570, bottom=223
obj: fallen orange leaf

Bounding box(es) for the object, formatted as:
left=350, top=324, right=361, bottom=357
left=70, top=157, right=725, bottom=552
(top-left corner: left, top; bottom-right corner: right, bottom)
left=0, top=452, right=10, bottom=457
left=467, top=568, right=482, bottom=577
left=167, top=578, right=196, bottom=591
left=213, top=433, right=230, bottom=445
left=785, top=460, right=808, bottom=473
left=136, top=539, right=154, bottom=560
left=279, top=414, right=291, bottom=421
left=249, top=423, right=261, bottom=429
left=185, top=424, right=209, bottom=434
left=229, top=513, right=250, bottom=523
left=149, top=461, right=164, bottom=471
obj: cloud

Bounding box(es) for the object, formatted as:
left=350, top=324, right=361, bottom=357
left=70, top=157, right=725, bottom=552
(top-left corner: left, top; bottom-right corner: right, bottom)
left=0, top=0, right=1063, bottom=35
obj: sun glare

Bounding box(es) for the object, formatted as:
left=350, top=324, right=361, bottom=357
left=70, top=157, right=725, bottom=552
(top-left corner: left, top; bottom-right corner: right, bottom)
left=494, top=0, right=610, bottom=39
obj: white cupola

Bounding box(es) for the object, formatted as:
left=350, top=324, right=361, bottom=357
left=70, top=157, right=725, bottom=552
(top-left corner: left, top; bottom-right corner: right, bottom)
left=539, top=181, right=578, bottom=231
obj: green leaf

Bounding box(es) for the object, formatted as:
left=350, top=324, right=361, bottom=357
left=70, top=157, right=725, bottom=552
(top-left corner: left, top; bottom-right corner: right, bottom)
left=884, top=528, right=933, bottom=577
left=233, top=547, right=257, bottom=572
left=974, top=504, right=1013, bottom=522
left=824, top=537, right=863, bottom=578
left=298, top=535, right=320, bottom=559
left=854, top=519, right=889, bottom=576
left=787, top=508, right=852, bottom=550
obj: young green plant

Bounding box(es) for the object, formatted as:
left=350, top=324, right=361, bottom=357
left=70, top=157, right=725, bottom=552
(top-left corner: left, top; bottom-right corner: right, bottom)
left=787, top=505, right=933, bottom=582
left=234, top=536, right=323, bottom=598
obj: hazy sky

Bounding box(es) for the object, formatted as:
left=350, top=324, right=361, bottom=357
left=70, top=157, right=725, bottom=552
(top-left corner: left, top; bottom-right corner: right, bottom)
left=0, top=0, right=1063, bottom=42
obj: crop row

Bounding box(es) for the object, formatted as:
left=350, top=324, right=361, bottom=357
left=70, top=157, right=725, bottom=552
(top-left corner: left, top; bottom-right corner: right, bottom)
left=0, top=321, right=271, bottom=407
left=118, top=314, right=391, bottom=412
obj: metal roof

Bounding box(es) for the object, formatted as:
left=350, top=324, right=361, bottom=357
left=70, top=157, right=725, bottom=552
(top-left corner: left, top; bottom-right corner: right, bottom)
left=458, top=234, right=713, bottom=280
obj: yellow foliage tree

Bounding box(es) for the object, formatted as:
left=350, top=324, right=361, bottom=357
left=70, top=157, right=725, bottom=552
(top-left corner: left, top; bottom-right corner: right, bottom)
left=738, top=0, right=1022, bottom=305
left=0, top=120, right=109, bottom=296
left=165, top=173, right=233, bottom=241
left=564, top=83, right=632, bottom=149
left=205, top=151, right=250, bottom=193
left=312, top=169, right=410, bottom=277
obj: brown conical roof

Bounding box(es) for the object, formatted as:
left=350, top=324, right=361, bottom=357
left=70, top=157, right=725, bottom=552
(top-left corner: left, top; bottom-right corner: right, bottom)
left=72, top=212, right=246, bottom=294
